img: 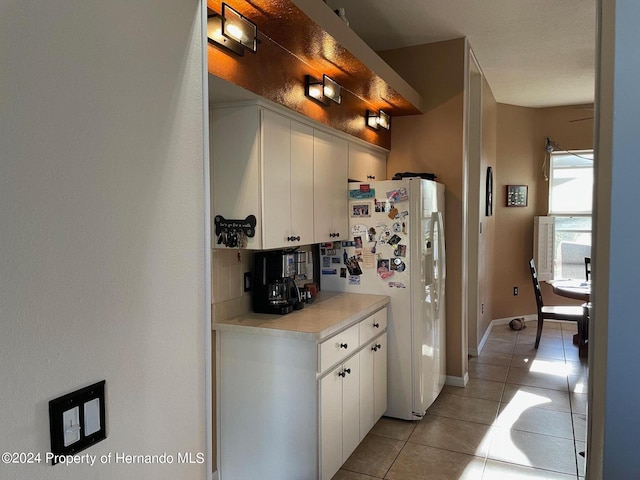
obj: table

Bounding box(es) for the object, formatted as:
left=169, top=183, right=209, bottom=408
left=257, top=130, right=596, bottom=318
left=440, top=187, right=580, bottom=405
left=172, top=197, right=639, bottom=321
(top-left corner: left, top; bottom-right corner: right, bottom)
left=551, top=280, right=591, bottom=357
left=551, top=279, right=590, bottom=302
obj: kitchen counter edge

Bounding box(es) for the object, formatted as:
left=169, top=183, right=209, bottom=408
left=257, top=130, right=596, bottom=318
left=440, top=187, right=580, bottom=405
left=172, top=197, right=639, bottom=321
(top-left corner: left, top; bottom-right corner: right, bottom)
left=212, top=292, right=389, bottom=342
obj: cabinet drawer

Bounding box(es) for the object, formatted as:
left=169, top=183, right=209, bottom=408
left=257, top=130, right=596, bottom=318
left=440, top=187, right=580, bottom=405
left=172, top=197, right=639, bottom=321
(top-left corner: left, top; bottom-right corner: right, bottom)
left=319, top=323, right=359, bottom=373
left=359, top=307, right=388, bottom=345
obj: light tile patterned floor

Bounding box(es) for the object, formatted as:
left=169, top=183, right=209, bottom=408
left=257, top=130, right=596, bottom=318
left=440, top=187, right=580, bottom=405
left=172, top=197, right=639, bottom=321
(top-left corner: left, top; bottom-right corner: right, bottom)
left=332, top=320, right=587, bottom=480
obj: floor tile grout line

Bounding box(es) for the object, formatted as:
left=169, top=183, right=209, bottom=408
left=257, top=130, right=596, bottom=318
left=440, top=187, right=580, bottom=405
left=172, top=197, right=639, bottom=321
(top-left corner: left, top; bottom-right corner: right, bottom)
left=381, top=426, right=415, bottom=480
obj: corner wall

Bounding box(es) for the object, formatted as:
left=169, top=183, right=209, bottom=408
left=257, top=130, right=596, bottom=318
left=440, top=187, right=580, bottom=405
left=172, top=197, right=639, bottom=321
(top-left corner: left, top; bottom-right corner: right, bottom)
left=379, top=39, right=467, bottom=378
left=0, top=2, right=206, bottom=478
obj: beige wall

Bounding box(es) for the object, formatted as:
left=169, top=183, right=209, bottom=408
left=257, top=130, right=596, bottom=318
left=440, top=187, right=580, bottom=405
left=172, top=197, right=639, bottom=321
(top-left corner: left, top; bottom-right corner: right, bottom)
left=379, top=39, right=467, bottom=378
left=477, top=74, right=498, bottom=344
left=0, top=2, right=207, bottom=478
left=493, top=104, right=594, bottom=319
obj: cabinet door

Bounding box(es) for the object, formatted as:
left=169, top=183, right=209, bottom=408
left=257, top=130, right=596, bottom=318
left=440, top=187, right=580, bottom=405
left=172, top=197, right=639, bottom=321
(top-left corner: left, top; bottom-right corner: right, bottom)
left=290, top=121, right=314, bottom=245
left=342, top=355, right=360, bottom=461
left=261, top=109, right=293, bottom=248
left=359, top=333, right=388, bottom=440
left=320, top=367, right=343, bottom=480
left=358, top=343, right=375, bottom=440
left=348, top=143, right=387, bottom=182
left=373, top=333, right=388, bottom=421
left=314, top=130, right=348, bottom=243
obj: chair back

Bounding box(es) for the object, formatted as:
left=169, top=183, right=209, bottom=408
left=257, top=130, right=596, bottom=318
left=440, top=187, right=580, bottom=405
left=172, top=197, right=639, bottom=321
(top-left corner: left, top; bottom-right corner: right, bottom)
left=529, top=258, right=544, bottom=313
left=585, top=257, right=591, bottom=281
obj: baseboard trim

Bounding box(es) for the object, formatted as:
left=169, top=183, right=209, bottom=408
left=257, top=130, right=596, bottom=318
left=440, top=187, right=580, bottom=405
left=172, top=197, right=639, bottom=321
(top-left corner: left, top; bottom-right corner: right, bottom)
left=445, top=372, right=469, bottom=388
left=471, top=314, right=539, bottom=357
left=472, top=314, right=578, bottom=358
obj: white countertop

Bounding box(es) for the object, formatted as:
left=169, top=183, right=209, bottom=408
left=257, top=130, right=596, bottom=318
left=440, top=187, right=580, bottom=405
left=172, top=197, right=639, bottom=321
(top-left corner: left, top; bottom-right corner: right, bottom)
left=212, top=292, right=389, bottom=341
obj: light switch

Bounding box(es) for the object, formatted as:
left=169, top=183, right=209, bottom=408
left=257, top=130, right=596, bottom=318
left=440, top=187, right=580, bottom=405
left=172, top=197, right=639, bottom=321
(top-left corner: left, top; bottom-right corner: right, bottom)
left=62, top=406, right=81, bottom=447
left=84, top=398, right=101, bottom=436
left=49, top=380, right=106, bottom=463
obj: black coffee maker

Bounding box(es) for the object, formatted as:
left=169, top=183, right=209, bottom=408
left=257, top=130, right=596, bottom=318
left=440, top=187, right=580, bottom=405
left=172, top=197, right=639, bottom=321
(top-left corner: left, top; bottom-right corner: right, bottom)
left=252, top=250, right=304, bottom=314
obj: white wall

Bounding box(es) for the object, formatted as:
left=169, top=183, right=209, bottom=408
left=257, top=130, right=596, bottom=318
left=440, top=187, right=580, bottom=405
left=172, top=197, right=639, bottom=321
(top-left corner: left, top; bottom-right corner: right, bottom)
left=0, top=1, right=206, bottom=478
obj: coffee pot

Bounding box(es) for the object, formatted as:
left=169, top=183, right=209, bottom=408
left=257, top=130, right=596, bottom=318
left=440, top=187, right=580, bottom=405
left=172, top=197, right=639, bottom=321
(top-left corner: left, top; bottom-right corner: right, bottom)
left=253, top=251, right=304, bottom=315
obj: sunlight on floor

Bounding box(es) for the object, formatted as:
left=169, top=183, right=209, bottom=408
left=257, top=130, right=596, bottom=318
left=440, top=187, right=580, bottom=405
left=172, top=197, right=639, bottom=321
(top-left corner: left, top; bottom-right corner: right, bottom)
left=499, top=390, right=553, bottom=424
left=573, top=380, right=587, bottom=394
left=524, top=357, right=572, bottom=376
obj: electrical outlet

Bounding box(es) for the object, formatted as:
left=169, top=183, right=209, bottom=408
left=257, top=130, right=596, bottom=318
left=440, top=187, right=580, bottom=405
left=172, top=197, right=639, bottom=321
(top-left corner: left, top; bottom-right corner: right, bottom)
left=513, top=286, right=518, bottom=296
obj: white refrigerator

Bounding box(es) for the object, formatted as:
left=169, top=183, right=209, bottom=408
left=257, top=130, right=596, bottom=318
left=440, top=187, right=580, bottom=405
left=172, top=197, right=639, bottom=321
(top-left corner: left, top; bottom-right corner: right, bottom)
left=322, top=178, right=446, bottom=420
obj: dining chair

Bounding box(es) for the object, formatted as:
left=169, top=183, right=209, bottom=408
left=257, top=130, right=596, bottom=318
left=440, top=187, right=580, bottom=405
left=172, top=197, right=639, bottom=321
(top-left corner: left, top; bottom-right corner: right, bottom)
left=529, top=258, right=589, bottom=349
left=585, top=257, right=591, bottom=281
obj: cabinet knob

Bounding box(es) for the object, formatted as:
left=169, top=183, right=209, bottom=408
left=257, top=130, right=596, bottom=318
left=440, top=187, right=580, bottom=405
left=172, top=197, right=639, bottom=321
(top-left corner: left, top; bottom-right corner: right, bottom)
left=373, top=322, right=380, bottom=328
left=339, top=343, right=348, bottom=349
left=344, top=368, right=351, bottom=375
left=338, top=370, right=347, bottom=377
left=287, top=235, right=301, bottom=242
left=371, top=343, right=382, bottom=352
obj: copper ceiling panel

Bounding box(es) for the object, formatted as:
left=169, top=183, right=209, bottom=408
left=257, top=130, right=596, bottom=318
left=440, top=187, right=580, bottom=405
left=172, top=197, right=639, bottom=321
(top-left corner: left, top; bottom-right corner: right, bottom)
left=207, top=0, right=420, bottom=149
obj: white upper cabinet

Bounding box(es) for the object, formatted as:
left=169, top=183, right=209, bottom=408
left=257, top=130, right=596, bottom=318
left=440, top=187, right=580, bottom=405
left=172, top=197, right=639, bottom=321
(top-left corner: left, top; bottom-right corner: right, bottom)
left=313, top=130, right=348, bottom=243
left=212, top=102, right=384, bottom=249
left=212, top=104, right=314, bottom=249
left=261, top=109, right=314, bottom=248
left=212, top=105, right=263, bottom=248
left=348, top=142, right=387, bottom=182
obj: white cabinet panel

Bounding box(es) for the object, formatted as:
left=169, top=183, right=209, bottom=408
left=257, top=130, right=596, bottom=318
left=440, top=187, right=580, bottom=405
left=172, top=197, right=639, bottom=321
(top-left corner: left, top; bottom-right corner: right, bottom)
left=349, top=142, right=387, bottom=182
left=212, top=106, right=263, bottom=249
left=358, top=341, right=375, bottom=440
left=290, top=121, right=314, bottom=244
left=359, top=332, right=387, bottom=440
left=373, top=333, right=388, bottom=421
left=262, top=109, right=293, bottom=247
left=342, top=355, right=360, bottom=460
left=314, top=130, right=348, bottom=243
left=359, top=306, right=388, bottom=345
left=320, top=367, right=343, bottom=480
left=318, top=323, right=359, bottom=373
left=262, top=109, right=314, bottom=248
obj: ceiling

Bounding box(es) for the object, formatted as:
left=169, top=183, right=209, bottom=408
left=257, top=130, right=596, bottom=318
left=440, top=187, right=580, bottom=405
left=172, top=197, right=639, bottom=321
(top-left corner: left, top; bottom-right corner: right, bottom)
left=324, top=0, right=596, bottom=108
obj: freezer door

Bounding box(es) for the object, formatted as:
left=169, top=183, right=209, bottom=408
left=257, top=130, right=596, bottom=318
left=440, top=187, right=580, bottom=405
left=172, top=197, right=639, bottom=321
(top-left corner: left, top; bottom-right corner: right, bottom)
left=411, top=178, right=447, bottom=416
left=412, top=181, right=438, bottom=416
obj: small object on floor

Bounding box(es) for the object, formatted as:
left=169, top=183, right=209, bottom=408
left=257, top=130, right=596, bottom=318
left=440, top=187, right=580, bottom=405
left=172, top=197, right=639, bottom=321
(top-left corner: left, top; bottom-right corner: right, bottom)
left=509, top=317, right=527, bottom=331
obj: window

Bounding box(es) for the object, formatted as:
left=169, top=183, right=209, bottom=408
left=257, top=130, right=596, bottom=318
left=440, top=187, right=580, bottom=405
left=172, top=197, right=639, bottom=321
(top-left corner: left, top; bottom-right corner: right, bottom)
left=549, top=150, right=593, bottom=279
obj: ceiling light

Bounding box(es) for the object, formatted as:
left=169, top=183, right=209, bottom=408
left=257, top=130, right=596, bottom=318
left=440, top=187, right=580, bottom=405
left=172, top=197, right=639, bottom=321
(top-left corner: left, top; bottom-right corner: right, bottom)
left=207, top=3, right=258, bottom=56
left=305, top=74, right=342, bottom=105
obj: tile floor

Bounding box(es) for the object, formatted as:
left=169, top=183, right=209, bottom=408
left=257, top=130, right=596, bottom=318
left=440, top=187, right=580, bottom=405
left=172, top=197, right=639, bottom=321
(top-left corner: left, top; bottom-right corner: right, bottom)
left=332, top=320, right=588, bottom=480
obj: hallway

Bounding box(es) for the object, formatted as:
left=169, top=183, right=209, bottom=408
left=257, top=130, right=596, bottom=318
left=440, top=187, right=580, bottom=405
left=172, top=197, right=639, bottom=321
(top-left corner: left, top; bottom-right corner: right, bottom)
left=333, top=320, right=587, bottom=479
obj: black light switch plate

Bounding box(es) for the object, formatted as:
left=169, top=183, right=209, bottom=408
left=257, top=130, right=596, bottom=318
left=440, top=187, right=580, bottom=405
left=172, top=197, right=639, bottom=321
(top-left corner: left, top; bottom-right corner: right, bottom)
left=48, top=380, right=106, bottom=464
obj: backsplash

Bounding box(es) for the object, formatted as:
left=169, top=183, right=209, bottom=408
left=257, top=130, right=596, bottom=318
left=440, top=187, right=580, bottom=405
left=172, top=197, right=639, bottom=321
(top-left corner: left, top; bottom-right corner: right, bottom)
left=211, top=248, right=252, bottom=321
left=211, top=246, right=317, bottom=322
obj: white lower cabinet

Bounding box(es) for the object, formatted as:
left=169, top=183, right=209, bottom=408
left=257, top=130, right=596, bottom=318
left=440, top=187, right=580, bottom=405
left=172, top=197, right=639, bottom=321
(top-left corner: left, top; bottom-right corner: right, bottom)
left=320, top=355, right=360, bottom=480
left=217, top=306, right=387, bottom=480
left=359, top=333, right=388, bottom=439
